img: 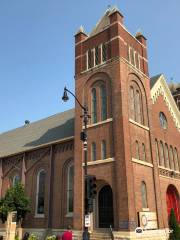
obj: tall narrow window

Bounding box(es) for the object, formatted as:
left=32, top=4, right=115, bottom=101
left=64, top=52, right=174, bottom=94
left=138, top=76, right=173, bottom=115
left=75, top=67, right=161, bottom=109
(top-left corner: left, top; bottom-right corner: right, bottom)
left=91, top=88, right=97, bottom=123
left=95, top=46, right=99, bottom=65
left=88, top=50, right=92, bottom=69
left=134, top=51, right=137, bottom=68
left=174, top=148, right=179, bottom=172
left=159, top=112, right=167, bottom=129
left=138, top=54, right=141, bottom=69
left=135, top=90, right=142, bottom=124
left=136, top=141, right=140, bottom=159
left=155, top=140, right=160, bottom=165
left=131, top=48, right=135, bottom=65
left=142, top=143, right=146, bottom=161
left=12, top=175, right=20, bottom=186
left=36, top=170, right=46, bottom=215
left=100, top=85, right=107, bottom=121
left=127, top=46, right=130, bottom=61
left=101, top=140, right=107, bottom=160
left=169, top=146, right=175, bottom=170
left=159, top=142, right=165, bottom=166
left=129, top=87, right=135, bottom=120
left=91, top=142, right=96, bottom=161
left=141, top=182, right=148, bottom=208
left=67, top=164, right=74, bottom=213
left=102, top=44, right=107, bottom=62
left=165, top=144, right=170, bottom=169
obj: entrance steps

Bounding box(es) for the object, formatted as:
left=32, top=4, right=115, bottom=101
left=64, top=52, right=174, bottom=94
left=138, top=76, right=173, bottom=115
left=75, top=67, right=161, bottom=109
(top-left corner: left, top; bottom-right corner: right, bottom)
left=89, top=230, right=113, bottom=240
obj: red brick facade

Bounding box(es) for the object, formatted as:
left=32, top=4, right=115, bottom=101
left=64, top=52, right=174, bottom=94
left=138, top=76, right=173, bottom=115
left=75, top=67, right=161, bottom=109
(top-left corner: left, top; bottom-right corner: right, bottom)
left=0, top=7, right=179, bottom=240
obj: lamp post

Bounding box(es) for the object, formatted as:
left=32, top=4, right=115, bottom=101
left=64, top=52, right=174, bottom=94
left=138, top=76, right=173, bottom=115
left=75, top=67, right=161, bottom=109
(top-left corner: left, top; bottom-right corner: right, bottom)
left=62, top=86, right=90, bottom=240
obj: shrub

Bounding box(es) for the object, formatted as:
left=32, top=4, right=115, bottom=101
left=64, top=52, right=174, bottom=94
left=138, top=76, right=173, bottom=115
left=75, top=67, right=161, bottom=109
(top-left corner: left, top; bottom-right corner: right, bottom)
left=169, top=208, right=180, bottom=240
left=28, top=234, right=39, bottom=240
left=45, top=235, right=56, bottom=240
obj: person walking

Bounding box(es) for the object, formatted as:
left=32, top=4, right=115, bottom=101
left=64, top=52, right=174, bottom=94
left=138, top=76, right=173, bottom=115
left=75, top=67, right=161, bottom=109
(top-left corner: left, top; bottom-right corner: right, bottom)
left=61, top=225, right=72, bottom=240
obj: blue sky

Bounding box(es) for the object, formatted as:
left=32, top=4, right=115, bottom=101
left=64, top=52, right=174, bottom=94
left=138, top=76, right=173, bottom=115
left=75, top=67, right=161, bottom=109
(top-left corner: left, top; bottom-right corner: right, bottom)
left=0, top=0, right=179, bottom=133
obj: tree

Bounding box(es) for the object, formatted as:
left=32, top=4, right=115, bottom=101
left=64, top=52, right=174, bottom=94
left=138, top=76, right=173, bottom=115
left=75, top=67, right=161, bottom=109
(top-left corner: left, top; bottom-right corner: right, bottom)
left=0, top=183, right=30, bottom=223
left=169, top=208, right=180, bottom=240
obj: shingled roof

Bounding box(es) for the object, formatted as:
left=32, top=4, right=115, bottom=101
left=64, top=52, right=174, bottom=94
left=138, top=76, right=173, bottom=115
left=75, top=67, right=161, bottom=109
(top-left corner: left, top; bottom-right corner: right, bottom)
left=150, top=74, right=162, bottom=89
left=0, top=109, right=75, bottom=158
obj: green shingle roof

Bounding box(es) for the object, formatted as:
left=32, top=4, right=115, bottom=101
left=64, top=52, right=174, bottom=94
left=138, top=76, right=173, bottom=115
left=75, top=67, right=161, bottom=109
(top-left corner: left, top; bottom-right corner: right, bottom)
left=0, top=109, right=75, bottom=158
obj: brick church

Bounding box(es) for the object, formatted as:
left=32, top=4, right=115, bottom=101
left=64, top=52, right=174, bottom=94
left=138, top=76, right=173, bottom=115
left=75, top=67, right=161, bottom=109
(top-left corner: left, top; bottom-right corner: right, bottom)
left=0, top=6, right=180, bottom=240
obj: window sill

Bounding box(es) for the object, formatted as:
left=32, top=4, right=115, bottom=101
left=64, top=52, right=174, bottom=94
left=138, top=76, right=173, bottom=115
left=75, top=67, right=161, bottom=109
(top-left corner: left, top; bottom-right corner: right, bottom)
left=34, top=214, right=45, bottom=218
left=82, top=158, right=115, bottom=166
left=65, top=212, right=73, bottom=218
left=85, top=118, right=113, bottom=129
left=81, top=60, right=108, bottom=74
left=158, top=166, right=180, bottom=174
left=129, top=119, right=149, bottom=131
left=132, top=158, right=153, bottom=168
left=142, top=208, right=150, bottom=212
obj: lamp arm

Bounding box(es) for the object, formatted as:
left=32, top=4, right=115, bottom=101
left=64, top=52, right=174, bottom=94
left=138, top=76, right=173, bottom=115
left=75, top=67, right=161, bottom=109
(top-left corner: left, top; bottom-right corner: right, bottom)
left=65, top=87, right=86, bottom=111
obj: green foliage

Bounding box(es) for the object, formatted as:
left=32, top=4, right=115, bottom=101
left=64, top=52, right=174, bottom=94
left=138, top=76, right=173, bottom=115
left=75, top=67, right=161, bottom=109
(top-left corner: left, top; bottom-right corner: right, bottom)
left=169, top=208, right=180, bottom=240
left=15, top=235, right=20, bottom=240
left=45, top=235, right=56, bottom=240
left=0, top=183, right=30, bottom=223
left=28, top=234, right=39, bottom=240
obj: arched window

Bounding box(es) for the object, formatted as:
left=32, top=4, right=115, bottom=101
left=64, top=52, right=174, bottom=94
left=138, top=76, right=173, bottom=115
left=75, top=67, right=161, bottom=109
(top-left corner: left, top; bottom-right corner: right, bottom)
left=101, top=140, right=107, bottom=160
left=36, top=169, right=46, bottom=215
left=165, top=144, right=170, bottom=169
left=12, top=175, right=20, bottom=186
left=142, top=143, right=146, bottom=161
left=100, top=85, right=107, bottom=121
left=159, top=112, right=167, bottom=129
left=91, top=88, right=97, bottom=123
left=136, top=141, right=140, bottom=160
left=159, top=142, right=165, bottom=166
left=67, top=164, right=74, bottom=213
left=141, top=182, right=148, bottom=209
left=174, top=148, right=179, bottom=172
left=129, top=87, right=135, bottom=120
left=91, top=142, right=96, bottom=161
left=169, top=146, right=175, bottom=170
left=135, top=90, right=142, bottom=124
left=155, top=140, right=160, bottom=165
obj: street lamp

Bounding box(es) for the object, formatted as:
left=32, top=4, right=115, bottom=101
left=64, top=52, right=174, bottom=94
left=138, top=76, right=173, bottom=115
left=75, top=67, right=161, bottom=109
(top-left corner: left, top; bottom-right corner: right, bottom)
left=62, top=86, right=90, bottom=240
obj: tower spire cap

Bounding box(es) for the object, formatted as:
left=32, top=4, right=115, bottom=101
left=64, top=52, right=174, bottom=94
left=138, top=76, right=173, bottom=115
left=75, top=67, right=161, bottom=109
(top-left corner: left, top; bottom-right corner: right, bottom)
left=75, top=25, right=87, bottom=35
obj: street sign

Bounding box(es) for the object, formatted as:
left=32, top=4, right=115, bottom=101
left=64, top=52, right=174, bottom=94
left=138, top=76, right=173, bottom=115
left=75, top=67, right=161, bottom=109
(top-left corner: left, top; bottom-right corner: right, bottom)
left=85, top=214, right=91, bottom=227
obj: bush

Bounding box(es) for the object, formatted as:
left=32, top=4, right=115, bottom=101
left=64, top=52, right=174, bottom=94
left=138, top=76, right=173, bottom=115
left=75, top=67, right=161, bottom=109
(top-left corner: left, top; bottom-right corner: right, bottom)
left=28, top=234, right=39, bottom=240
left=45, top=235, right=56, bottom=240
left=169, top=208, right=180, bottom=240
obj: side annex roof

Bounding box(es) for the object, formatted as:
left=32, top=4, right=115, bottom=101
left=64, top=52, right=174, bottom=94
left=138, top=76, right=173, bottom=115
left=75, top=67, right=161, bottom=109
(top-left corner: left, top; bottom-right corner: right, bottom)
left=0, top=109, right=75, bottom=158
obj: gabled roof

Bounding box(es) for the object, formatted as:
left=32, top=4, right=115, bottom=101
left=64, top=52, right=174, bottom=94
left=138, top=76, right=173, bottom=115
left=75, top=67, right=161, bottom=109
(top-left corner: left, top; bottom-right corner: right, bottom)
left=90, top=6, right=119, bottom=37
left=0, top=109, right=75, bottom=158
left=150, top=74, right=180, bottom=131
left=150, top=74, right=162, bottom=89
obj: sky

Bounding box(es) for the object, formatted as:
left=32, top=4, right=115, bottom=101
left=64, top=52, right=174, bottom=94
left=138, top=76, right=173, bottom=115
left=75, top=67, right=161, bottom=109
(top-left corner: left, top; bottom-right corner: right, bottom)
left=0, top=0, right=180, bottom=133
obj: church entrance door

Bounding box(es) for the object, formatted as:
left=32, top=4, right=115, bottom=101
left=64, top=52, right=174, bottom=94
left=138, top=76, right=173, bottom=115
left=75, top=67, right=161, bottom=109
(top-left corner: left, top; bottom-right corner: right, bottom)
left=98, top=185, right=114, bottom=228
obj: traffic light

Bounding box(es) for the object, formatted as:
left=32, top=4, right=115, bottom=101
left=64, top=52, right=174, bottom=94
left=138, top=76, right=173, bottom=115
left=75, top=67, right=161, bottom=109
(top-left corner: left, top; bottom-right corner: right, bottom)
left=86, top=175, right=97, bottom=213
